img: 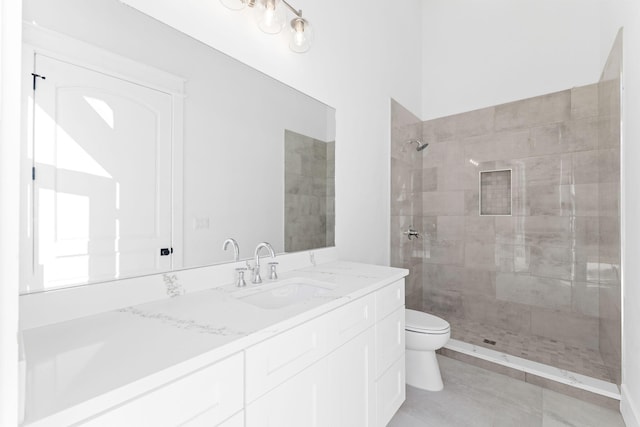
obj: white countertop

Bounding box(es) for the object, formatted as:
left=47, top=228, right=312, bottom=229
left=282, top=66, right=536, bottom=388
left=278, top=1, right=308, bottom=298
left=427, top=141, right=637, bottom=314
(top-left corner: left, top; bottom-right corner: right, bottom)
left=23, top=260, right=408, bottom=426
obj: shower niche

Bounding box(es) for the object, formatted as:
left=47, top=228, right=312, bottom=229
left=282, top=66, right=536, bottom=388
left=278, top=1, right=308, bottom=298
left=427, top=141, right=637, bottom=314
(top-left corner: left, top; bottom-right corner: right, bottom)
left=479, top=169, right=512, bottom=216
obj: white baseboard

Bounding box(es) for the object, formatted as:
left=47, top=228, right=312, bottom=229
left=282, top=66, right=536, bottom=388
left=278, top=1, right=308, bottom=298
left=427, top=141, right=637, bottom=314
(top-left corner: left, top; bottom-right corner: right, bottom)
left=621, top=384, right=640, bottom=427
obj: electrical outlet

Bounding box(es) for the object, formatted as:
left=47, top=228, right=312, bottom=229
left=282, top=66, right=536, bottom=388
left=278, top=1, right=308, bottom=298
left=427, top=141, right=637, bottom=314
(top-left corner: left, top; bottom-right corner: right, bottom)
left=193, top=217, right=210, bottom=230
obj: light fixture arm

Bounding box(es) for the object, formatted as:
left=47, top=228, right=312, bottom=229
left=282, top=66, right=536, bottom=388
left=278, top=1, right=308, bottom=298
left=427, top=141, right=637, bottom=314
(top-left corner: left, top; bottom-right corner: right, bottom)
left=221, top=0, right=312, bottom=52
left=281, top=0, right=302, bottom=17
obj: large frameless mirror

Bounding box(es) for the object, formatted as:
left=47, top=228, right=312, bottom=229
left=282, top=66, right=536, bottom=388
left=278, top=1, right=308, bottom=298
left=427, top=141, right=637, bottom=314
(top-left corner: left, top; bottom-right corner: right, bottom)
left=20, top=0, right=335, bottom=293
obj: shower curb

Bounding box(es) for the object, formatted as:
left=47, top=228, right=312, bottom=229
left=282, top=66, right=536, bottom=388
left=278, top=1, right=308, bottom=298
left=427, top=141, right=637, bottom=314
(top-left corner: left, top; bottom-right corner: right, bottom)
left=439, top=339, right=621, bottom=411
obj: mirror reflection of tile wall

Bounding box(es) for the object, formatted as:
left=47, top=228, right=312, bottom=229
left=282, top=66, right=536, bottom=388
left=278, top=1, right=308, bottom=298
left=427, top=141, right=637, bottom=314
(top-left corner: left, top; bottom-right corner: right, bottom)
left=284, top=130, right=335, bottom=252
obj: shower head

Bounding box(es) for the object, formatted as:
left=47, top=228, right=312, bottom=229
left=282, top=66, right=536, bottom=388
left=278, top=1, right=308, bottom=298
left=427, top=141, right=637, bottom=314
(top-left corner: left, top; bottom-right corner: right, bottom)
left=406, top=139, right=429, bottom=152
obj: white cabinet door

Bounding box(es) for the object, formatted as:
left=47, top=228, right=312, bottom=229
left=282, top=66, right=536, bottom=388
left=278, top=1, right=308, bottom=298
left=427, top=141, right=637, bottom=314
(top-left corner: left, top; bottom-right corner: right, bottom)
left=376, top=356, right=405, bottom=427
left=246, top=359, right=330, bottom=427
left=30, top=54, right=173, bottom=291
left=376, top=306, right=405, bottom=378
left=327, top=327, right=376, bottom=427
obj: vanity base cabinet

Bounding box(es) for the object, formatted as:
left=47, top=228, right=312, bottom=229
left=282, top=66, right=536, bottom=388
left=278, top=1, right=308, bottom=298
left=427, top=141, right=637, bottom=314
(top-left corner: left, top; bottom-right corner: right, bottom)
left=246, top=279, right=405, bottom=427
left=79, top=353, right=244, bottom=427
left=246, top=295, right=376, bottom=427
left=247, top=327, right=377, bottom=427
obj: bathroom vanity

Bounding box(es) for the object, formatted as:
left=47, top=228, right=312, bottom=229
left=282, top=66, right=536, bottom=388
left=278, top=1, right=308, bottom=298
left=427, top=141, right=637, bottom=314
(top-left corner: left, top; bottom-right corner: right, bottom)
left=21, top=249, right=407, bottom=426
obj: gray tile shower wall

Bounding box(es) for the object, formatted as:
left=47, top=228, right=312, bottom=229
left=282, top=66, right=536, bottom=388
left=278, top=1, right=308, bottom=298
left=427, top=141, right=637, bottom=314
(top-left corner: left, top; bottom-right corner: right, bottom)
left=396, top=53, right=621, bottom=382
left=390, top=99, right=423, bottom=310
left=284, top=130, right=335, bottom=252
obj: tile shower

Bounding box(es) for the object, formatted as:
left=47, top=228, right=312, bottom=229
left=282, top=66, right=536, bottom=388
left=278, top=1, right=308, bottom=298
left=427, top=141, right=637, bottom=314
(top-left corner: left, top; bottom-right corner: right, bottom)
left=391, top=33, right=622, bottom=386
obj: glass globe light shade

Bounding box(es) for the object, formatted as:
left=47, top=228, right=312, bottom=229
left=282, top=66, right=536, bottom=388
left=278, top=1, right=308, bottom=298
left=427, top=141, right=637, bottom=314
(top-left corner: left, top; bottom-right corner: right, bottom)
left=289, top=17, right=313, bottom=53
left=255, top=0, right=286, bottom=34
left=220, top=0, right=247, bottom=11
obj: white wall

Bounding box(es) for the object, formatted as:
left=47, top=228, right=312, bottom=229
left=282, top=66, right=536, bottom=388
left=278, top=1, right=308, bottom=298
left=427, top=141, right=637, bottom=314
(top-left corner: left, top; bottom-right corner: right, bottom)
left=600, top=1, right=640, bottom=425
left=421, top=0, right=601, bottom=120
left=120, top=0, right=424, bottom=266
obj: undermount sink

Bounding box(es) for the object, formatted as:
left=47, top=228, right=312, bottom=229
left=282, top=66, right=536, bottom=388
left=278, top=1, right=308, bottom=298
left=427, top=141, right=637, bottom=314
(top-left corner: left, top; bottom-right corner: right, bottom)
left=233, top=278, right=336, bottom=309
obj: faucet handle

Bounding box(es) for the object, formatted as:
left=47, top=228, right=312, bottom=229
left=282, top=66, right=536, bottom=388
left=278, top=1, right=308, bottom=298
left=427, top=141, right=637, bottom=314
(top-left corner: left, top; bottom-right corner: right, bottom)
left=268, top=262, right=279, bottom=280
left=234, top=267, right=247, bottom=287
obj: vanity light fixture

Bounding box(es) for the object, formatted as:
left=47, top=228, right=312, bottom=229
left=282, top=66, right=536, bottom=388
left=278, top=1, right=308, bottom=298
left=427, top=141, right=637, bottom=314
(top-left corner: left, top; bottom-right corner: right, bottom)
left=220, top=0, right=314, bottom=53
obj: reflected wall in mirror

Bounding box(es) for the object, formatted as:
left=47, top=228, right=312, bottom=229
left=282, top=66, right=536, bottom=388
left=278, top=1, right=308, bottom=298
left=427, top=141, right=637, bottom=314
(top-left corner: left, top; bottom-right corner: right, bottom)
left=20, top=0, right=336, bottom=294
left=284, top=130, right=335, bottom=252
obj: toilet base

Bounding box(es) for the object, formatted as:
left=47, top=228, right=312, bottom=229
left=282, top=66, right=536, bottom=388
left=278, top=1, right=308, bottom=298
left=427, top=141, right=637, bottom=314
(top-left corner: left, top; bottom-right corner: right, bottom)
left=405, top=348, right=444, bottom=391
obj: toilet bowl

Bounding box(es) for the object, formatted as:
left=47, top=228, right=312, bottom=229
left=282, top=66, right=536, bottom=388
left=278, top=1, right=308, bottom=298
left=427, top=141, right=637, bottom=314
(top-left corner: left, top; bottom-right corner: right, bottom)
left=405, top=309, right=450, bottom=391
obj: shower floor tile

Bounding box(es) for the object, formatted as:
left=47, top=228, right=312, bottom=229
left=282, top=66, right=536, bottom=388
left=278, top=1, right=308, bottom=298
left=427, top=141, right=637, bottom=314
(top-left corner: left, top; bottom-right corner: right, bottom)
left=446, top=317, right=615, bottom=383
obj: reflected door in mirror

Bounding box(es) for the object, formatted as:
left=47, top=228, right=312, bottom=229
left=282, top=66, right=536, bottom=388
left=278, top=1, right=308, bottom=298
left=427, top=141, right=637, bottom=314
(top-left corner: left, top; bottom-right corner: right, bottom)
left=30, top=54, right=174, bottom=291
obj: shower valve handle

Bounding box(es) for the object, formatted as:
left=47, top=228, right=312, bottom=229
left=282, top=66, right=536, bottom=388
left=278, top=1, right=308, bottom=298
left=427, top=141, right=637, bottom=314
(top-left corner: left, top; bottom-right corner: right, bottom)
left=403, top=227, right=421, bottom=240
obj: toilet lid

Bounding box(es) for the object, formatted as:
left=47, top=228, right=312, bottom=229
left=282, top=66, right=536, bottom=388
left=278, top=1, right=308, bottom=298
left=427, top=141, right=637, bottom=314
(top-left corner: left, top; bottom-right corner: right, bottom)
left=405, top=309, right=450, bottom=333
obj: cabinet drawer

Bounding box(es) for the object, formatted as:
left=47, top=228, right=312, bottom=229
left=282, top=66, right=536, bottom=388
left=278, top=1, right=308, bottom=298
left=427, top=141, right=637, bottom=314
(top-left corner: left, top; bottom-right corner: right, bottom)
left=326, top=292, right=375, bottom=350
left=375, top=355, right=405, bottom=427
left=245, top=315, right=327, bottom=403
left=375, top=306, right=405, bottom=378
left=82, top=353, right=244, bottom=427
left=375, top=279, right=404, bottom=321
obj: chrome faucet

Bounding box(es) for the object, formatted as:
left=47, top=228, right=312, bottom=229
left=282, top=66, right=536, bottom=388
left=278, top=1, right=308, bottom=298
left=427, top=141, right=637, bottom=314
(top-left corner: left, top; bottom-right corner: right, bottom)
left=222, top=238, right=240, bottom=261
left=252, top=242, right=276, bottom=284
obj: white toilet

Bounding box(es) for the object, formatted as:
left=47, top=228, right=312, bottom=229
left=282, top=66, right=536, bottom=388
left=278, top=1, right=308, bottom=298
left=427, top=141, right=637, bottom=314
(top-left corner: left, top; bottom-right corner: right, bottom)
left=405, top=309, right=450, bottom=391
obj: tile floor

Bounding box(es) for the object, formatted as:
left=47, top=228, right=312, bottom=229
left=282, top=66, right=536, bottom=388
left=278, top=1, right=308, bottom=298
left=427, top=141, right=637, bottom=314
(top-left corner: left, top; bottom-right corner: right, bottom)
left=448, top=317, right=615, bottom=383
left=388, top=356, right=625, bottom=427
